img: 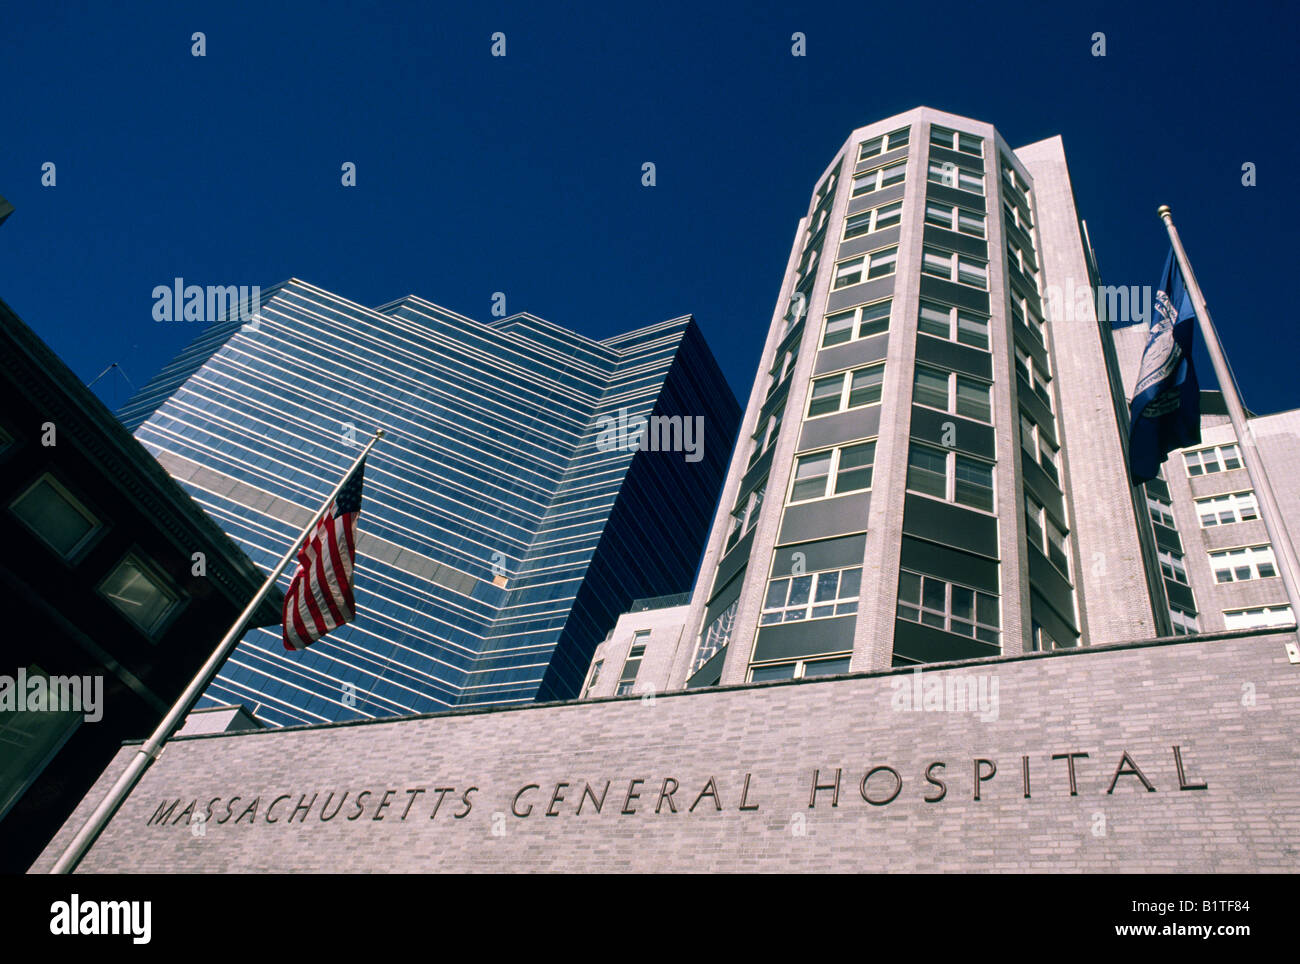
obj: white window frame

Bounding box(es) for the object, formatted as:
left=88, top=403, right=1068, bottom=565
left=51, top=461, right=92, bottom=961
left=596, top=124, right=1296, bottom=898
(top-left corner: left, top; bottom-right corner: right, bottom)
left=747, top=655, right=853, bottom=683
left=927, top=159, right=985, bottom=195
left=905, top=442, right=996, bottom=514
left=832, top=245, right=898, bottom=288
left=851, top=161, right=906, bottom=198
left=788, top=441, right=877, bottom=505
left=1147, top=493, right=1176, bottom=529
left=917, top=299, right=990, bottom=351
left=1195, top=491, right=1259, bottom=528
left=806, top=362, right=886, bottom=419
left=921, top=245, right=988, bottom=289
left=843, top=199, right=904, bottom=240
left=1209, top=544, right=1277, bottom=583
left=1019, top=412, right=1060, bottom=485
left=924, top=200, right=986, bottom=238
left=1184, top=443, right=1243, bottom=477
left=1223, top=605, right=1295, bottom=630
left=930, top=124, right=984, bottom=157
left=1169, top=606, right=1200, bottom=636
left=897, top=569, right=1001, bottom=644
left=857, top=126, right=910, bottom=161
left=759, top=564, right=863, bottom=625
left=821, top=299, right=891, bottom=349
left=912, top=364, right=992, bottom=424
left=1158, top=548, right=1190, bottom=585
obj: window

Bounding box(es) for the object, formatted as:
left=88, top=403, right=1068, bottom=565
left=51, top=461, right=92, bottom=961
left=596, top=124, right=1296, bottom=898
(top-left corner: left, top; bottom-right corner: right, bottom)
left=924, top=201, right=986, bottom=238
left=761, top=565, right=862, bottom=624
left=10, top=475, right=102, bottom=561
left=911, top=365, right=991, bottom=423
left=692, top=601, right=737, bottom=675
left=1014, top=346, right=1053, bottom=408
left=1003, top=199, right=1033, bottom=233
left=584, top=659, right=604, bottom=694
left=759, top=566, right=863, bottom=626
left=789, top=441, right=876, bottom=503
left=1196, top=491, right=1259, bottom=527
left=833, top=246, right=898, bottom=288
left=1001, top=162, right=1030, bottom=202
left=1006, top=236, right=1038, bottom=278
left=822, top=300, right=890, bottom=348
left=851, top=161, right=906, bottom=197
left=1169, top=607, right=1200, bottom=636
left=725, top=483, right=766, bottom=551
left=1024, top=494, right=1045, bottom=552
left=807, top=363, right=885, bottom=417
left=615, top=631, right=650, bottom=695
left=815, top=170, right=837, bottom=205
left=917, top=299, right=989, bottom=350
left=930, top=125, right=983, bottom=156
left=858, top=126, right=910, bottom=160
left=921, top=245, right=988, bottom=289
left=1010, top=296, right=1046, bottom=347
left=1019, top=413, right=1060, bottom=485
left=897, top=571, right=1000, bottom=644
left=1184, top=443, right=1243, bottom=476
left=748, top=407, right=784, bottom=466
left=1022, top=496, right=1069, bottom=575
left=749, top=655, right=852, bottom=682
left=1147, top=493, right=1176, bottom=529
left=927, top=159, right=984, bottom=195
left=1223, top=605, right=1295, bottom=630
left=844, top=200, right=903, bottom=239
left=99, top=553, right=179, bottom=638
left=1158, top=548, right=1189, bottom=585
left=906, top=443, right=995, bottom=512
left=769, top=341, right=799, bottom=387
left=1030, top=619, right=1075, bottom=651
left=1209, top=544, right=1277, bottom=583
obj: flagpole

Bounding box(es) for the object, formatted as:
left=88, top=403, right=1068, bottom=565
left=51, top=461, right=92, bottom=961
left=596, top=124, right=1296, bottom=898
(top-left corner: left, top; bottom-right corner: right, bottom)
left=50, top=429, right=385, bottom=874
left=1158, top=205, right=1300, bottom=631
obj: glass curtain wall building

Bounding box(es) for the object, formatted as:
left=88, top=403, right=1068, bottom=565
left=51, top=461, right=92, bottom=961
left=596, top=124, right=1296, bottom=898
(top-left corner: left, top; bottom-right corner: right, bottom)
left=120, top=280, right=738, bottom=724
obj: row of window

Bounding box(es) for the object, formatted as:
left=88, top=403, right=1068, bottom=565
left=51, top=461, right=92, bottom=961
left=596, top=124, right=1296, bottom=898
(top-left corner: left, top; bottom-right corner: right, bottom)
left=808, top=363, right=884, bottom=418
left=906, top=443, right=994, bottom=513
left=1185, top=443, right=1241, bottom=476
left=790, top=442, right=875, bottom=503
left=761, top=565, right=862, bottom=624
left=822, top=298, right=990, bottom=353
left=1025, top=493, right=1070, bottom=577
left=1197, top=491, right=1258, bottom=527
left=914, top=365, right=991, bottom=423
left=1019, top=412, right=1060, bottom=483
left=1210, top=544, right=1276, bottom=583
left=9, top=472, right=180, bottom=639
left=898, top=570, right=1001, bottom=644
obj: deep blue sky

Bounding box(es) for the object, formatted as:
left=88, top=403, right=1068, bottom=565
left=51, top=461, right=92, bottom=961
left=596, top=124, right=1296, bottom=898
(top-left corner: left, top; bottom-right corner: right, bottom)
left=3, top=0, right=1297, bottom=415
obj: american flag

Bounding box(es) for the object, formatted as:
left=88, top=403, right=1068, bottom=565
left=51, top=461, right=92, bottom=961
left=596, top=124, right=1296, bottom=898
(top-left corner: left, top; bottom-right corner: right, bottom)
left=282, top=459, right=367, bottom=651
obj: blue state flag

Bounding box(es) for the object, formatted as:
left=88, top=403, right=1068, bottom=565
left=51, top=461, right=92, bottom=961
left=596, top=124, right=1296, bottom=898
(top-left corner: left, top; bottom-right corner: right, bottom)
left=1128, top=250, right=1200, bottom=484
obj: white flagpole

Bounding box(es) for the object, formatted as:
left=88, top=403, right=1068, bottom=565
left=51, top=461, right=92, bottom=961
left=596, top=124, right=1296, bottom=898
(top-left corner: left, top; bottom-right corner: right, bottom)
left=1158, top=205, right=1300, bottom=630
left=50, top=429, right=385, bottom=874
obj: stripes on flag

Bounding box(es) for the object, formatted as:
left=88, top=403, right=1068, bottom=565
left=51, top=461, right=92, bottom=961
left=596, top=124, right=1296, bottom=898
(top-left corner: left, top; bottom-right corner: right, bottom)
left=282, top=460, right=367, bottom=651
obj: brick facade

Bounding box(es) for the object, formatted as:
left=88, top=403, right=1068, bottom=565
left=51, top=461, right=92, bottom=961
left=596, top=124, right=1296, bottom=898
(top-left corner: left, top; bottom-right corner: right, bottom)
left=34, top=628, right=1300, bottom=873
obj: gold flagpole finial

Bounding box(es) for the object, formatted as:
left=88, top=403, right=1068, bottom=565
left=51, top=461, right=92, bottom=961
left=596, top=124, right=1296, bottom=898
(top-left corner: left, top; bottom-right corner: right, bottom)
left=1156, top=204, right=1172, bottom=219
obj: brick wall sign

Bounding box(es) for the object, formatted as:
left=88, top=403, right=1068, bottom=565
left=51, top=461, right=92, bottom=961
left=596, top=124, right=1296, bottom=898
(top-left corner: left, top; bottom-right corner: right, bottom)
left=33, top=630, right=1300, bottom=873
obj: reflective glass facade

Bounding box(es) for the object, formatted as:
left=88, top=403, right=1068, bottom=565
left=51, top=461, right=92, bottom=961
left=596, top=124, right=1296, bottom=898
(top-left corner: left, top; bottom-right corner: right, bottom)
left=120, top=280, right=738, bottom=725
